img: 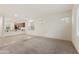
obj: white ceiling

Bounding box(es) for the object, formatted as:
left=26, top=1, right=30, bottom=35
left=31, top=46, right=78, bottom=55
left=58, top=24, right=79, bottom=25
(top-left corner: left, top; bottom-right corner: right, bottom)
left=0, top=4, right=73, bottom=19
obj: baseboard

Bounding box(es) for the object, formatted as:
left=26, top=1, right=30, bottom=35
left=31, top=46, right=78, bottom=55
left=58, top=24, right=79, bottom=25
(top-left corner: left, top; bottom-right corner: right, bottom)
left=26, top=33, right=72, bottom=42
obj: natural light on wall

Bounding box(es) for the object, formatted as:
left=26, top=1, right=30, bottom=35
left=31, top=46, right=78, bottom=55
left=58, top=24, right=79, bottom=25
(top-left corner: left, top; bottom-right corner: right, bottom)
left=61, top=16, right=70, bottom=23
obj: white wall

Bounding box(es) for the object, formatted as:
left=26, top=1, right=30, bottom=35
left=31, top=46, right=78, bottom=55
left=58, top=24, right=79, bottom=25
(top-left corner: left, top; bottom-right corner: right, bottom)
left=26, top=11, right=72, bottom=41
left=72, top=5, right=79, bottom=53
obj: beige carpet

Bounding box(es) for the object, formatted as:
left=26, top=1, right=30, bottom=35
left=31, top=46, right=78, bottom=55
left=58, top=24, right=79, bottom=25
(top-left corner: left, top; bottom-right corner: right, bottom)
left=0, top=34, right=77, bottom=54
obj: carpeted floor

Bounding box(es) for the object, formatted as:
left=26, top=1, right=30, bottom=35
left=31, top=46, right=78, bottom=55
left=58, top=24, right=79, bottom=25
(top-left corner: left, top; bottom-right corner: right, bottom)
left=0, top=34, right=77, bottom=54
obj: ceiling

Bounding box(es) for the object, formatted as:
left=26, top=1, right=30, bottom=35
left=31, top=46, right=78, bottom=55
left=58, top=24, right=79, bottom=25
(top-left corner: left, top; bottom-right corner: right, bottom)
left=0, top=4, right=73, bottom=19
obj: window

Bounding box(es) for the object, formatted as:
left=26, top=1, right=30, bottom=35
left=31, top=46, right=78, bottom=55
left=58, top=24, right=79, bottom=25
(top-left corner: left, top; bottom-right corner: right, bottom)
left=0, top=16, right=3, bottom=35
left=76, top=7, right=79, bottom=36
left=27, top=19, right=34, bottom=31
